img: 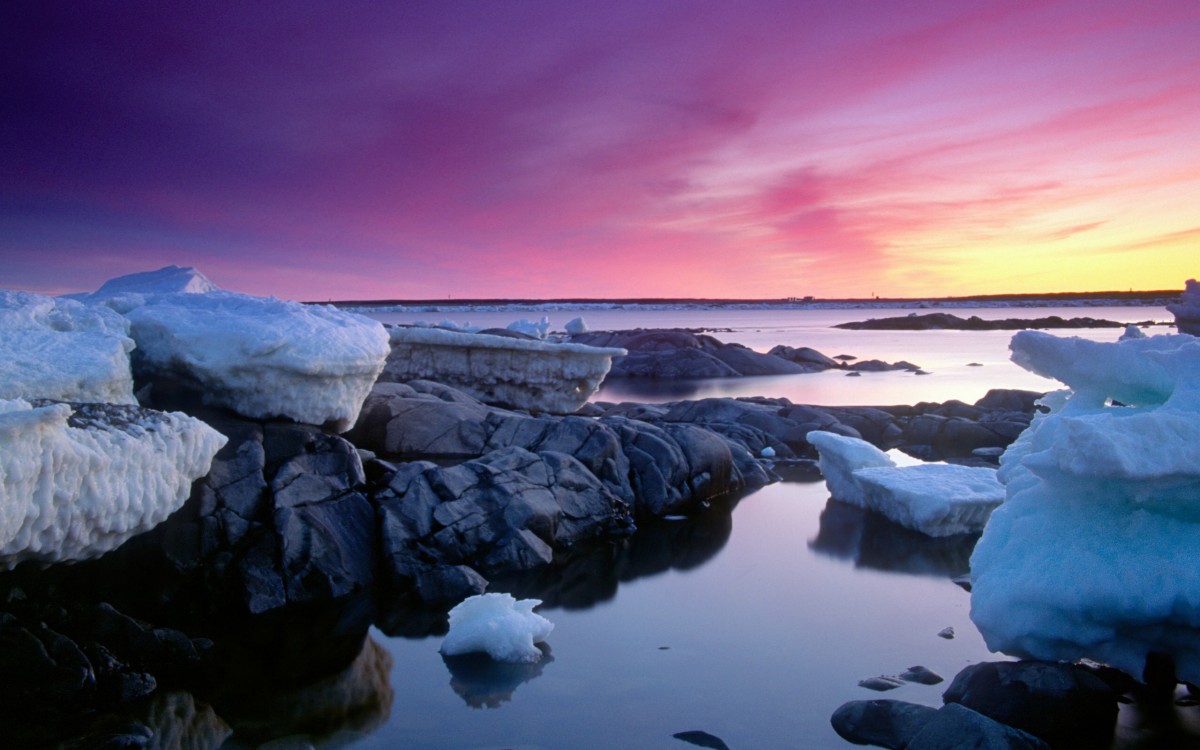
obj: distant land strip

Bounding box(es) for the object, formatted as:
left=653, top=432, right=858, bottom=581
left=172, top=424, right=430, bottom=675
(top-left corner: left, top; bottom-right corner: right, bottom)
left=322, top=289, right=1181, bottom=307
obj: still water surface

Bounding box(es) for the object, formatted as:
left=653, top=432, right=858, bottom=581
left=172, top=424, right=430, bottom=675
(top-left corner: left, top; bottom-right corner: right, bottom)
left=344, top=306, right=1169, bottom=749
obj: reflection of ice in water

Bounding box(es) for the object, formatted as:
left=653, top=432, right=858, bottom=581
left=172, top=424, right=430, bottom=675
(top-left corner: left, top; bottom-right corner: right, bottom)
left=442, top=643, right=554, bottom=709
left=808, top=499, right=979, bottom=579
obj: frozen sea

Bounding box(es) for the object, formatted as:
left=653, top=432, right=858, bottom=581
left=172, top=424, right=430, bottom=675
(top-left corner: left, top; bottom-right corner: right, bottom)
left=329, top=305, right=1179, bottom=750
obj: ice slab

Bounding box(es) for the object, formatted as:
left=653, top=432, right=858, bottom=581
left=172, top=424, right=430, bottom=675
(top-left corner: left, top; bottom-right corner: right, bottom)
left=0, top=290, right=136, bottom=404
left=383, top=326, right=624, bottom=414
left=971, top=331, right=1200, bottom=683
left=106, top=290, right=389, bottom=431
left=810, top=431, right=1003, bottom=537
left=0, top=399, right=227, bottom=567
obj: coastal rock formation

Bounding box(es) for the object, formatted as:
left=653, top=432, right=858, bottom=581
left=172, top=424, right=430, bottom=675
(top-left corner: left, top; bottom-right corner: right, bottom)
left=835, top=312, right=1135, bottom=331
left=349, top=381, right=769, bottom=518
left=0, top=399, right=226, bottom=567
left=382, top=325, right=624, bottom=413
left=1167, top=278, right=1200, bottom=335
left=0, top=290, right=137, bottom=404
left=105, top=290, right=390, bottom=432
left=970, top=331, right=1200, bottom=684
left=809, top=431, right=1004, bottom=537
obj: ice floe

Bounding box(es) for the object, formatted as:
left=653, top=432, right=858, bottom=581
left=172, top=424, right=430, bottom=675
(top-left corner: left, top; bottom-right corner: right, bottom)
left=0, top=290, right=137, bottom=404
left=106, top=290, right=390, bottom=431
left=970, top=330, right=1200, bottom=682
left=810, top=431, right=1004, bottom=537
left=382, top=326, right=624, bottom=414
left=0, top=398, right=227, bottom=567
left=440, top=593, right=554, bottom=663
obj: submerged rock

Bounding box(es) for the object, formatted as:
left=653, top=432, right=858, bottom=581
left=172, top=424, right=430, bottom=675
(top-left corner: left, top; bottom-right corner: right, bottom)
left=831, top=699, right=938, bottom=749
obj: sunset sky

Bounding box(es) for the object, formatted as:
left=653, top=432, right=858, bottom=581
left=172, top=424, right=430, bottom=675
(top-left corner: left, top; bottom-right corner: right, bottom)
left=3, top=0, right=1198, bottom=300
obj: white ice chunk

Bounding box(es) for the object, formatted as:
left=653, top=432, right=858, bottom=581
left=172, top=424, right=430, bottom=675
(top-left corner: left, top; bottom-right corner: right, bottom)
left=1167, top=278, right=1200, bottom=335
left=971, top=331, right=1200, bottom=683
left=810, top=431, right=1003, bottom=537
left=440, top=593, right=554, bottom=663
left=0, top=290, right=136, bottom=404
left=108, top=290, right=390, bottom=431
left=565, top=316, right=588, bottom=335
left=506, top=316, right=551, bottom=339
left=73, top=264, right=220, bottom=300
left=382, top=326, right=624, bottom=414
left=0, top=399, right=227, bottom=567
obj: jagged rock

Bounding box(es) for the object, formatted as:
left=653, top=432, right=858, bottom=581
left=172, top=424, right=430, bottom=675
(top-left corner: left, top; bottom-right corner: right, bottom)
left=571, top=329, right=805, bottom=378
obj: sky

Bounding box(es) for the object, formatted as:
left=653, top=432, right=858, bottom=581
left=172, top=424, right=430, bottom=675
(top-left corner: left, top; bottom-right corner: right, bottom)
left=2, top=0, right=1198, bottom=301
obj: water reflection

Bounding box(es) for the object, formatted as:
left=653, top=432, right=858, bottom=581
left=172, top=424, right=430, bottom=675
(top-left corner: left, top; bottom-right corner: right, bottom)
left=808, top=499, right=978, bottom=578
left=442, top=643, right=554, bottom=708
left=492, top=499, right=737, bottom=609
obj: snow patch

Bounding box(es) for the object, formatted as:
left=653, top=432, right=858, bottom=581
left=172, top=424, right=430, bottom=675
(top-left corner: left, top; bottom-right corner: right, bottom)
left=0, top=290, right=136, bottom=404
left=971, top=331, right=1200, bottom=682
left=810, top=431, right=1004, bottom=537
left=1167, top=278, right=1200, bottom=335
left=440, top=593, right=554, bottom=663
left=0, top=399, right=227, bottom=567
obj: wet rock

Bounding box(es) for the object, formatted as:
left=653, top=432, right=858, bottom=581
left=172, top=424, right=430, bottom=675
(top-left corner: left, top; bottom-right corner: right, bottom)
left=900, top=665, right=944, bottom=685
left=943, top=660, right=1119, bottom=749
left=860, top=675, right=907, bottom=691
left=831, top=699, right=938, bottom=749
left=907, top=702, right=1050, bottom=749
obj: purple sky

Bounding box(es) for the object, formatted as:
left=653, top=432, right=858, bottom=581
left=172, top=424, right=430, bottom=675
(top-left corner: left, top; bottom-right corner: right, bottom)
left=3, top=0, right=1198, bottom=300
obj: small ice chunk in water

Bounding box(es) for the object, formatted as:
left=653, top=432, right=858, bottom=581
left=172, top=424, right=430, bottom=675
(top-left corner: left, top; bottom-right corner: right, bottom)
left=440, top=593, right=554, bottom=663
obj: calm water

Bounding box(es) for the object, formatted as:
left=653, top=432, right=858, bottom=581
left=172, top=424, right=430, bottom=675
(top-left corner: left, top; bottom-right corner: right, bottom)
left=340, top=306, right=1171, bottom=749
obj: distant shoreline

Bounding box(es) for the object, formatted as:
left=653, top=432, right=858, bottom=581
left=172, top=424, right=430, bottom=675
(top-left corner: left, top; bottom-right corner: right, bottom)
left=324, top=289, right=1180, bottom=311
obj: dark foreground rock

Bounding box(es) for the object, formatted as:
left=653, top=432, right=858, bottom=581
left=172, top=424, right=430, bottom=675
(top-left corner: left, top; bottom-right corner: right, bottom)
left=832, top=659, right=1122, bottom=750
left=835, top=312, right=1143, bottom=331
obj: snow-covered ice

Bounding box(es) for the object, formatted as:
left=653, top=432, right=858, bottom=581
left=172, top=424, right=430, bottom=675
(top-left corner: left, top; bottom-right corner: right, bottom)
left=565, top=316, right=588, bottom=335
left=1167, top=278, right=1200, bottom=336
left=971, top=330, right=1200, bottom=682
left=440, top=593, right=554, bottom=663
left=69, top=264, right=220, bottom=300
left=0, top=290, right=137, bottom=404
left=0, top=398, right=227, bottom=567
left=382, top=326, right=625, bottom=414
left=506, top=316, right=550, bottom=339
left=106, top=290, right=390, bottom=431
left=809, top=431, right=1004, bottom=537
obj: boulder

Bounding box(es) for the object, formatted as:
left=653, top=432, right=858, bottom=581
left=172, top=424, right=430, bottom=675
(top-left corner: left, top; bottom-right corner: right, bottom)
left=830, top=699, right=938, bottom=749
left=907, top=703, right=1049, bottom=749
left=942, top=661, right=1118, bottom=749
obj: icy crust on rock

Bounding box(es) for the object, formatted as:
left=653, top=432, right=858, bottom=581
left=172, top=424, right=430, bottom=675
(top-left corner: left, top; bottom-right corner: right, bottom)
left=971, top=331, right=1200, bottom=683
left=1167, top=278, right=1200, bottom=335
left=0, top=399, right=227, bottom=567
left=0, top=290, right=136, bottom=404
left=73, top=264, right=220, bottom=300
left=810, top=431, right=1003, bottom=537
left=440, top=593, right=554, bottom=663
left=383, top=326, right=625, bottom=414
left=109, top=291, right=390, bottom=431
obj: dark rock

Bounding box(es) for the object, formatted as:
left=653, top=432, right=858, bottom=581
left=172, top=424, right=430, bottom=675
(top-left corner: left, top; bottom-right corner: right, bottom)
left=831, top=699, right=938, bottom=749
left=907, top=703, right=1050, bottom=749
left=836, top=312, right=1126, bottom=331
left=672, top=729, right=731, bottom=750
left=768, top=344, right=841, bottom=369
left=860, top=675, right=907, bottom=691
left=943, top=660, right=1119, bottom=749
left=901, top=665, right=944, bottom=685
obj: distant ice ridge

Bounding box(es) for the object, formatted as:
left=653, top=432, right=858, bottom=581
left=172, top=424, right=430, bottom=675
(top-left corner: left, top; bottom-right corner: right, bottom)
left=104, top=290, right=390, bottom=432
left=1167, top=278, right=1200, bottom=335
left=0, top=399, right=227, bottom=567
left=809, top=431, right=1004, bottom=537
left=440, top=593, right=554, bottom=663
left=0, top=290, right=136, bottom=404
left=970, top=330, right=1200, bottom=683
left=382, top=326, right=624, bottom=414
left=67, top=264, right=220, bottom=300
